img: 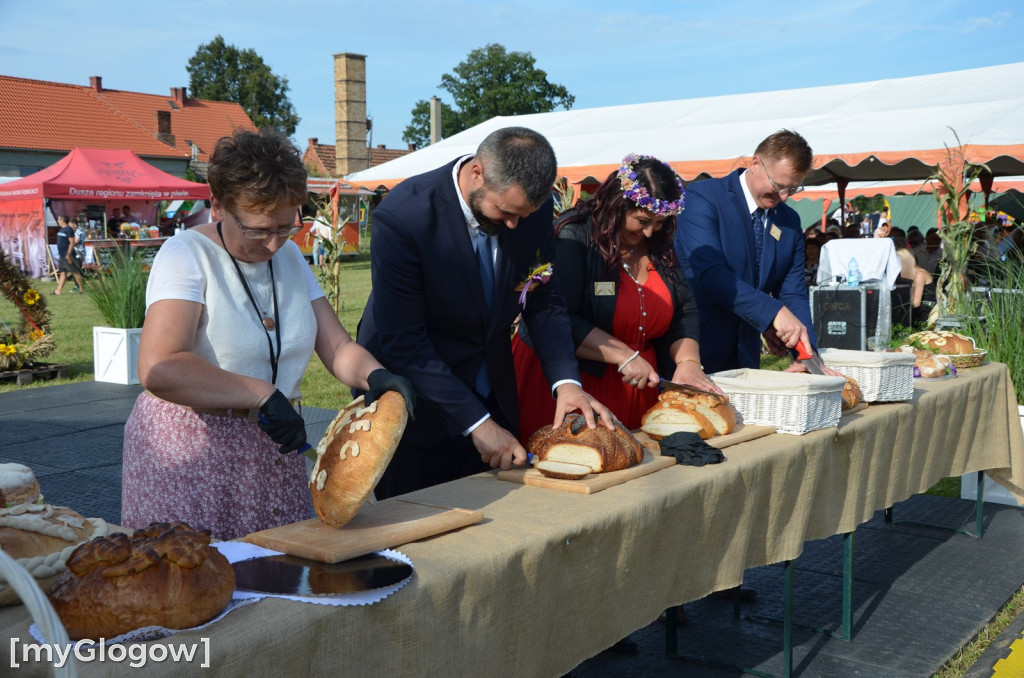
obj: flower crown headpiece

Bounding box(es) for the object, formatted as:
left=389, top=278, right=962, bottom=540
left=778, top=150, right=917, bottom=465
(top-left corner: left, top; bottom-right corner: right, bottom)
left=617, top=153, right=685, bottom=216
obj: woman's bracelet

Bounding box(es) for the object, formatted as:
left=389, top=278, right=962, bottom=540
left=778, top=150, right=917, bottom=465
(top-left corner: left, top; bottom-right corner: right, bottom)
left=616, top=350, right=640, bottom=373
left=675, top=357, right=703, bottom=368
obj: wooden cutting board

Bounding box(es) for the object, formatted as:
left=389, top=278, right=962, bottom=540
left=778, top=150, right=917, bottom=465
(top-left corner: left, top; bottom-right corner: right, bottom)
left=242, top=498, right=483, bottom=563
left=634, top=423, right=776, bottom=452
left=497, top=449, right=676, bottom=494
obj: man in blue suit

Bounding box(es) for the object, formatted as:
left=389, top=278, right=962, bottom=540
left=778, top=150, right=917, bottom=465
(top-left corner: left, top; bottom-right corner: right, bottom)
left=675, top=130, right=825, bottom=374
left=358, top=127, right=612, bottom=499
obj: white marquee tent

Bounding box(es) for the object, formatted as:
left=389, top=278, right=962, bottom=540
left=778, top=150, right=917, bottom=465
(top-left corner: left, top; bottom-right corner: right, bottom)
left=346, top=62, right=1024, bottom=191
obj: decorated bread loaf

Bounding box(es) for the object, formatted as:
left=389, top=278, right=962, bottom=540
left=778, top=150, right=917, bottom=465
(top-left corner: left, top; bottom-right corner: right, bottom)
left=641, top=391, right=736, bottom=441
left=528, top=413, right=643, bottom=478
left=48, top=522, right=233, bottom=640
left=897, top=346, right=951, bottom=378
left=841, top=376, right=863, bottom=410
left=310, top=393, right=408, bottom=527
left=0, top=503, right=110, bottom=606
left=906, top=330, right=978, bottom=355
left=0, top=463, right=42, bottom=507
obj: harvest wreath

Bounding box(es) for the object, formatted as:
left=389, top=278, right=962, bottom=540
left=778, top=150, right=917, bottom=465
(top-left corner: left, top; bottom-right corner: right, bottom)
left=0, top=251, right=55, bottom=371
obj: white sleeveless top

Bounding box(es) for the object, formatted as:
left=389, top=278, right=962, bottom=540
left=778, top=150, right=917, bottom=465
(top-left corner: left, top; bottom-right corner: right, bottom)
left=146, top=228, right=324, bottom=399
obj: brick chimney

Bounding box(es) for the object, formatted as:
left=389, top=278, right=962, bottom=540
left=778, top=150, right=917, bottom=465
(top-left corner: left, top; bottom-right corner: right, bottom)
left=170, top=87, right=187, bottom=107
left=334, top=53, right=368, bottom=176
left=309, top=137, right=319, bottom=147
left=155, top=110, right=175, bottom=146
left=89, top=76, right=102, bottom=92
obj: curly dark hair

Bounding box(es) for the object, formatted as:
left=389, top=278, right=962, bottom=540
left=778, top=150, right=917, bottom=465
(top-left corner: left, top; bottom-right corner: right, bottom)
left=556, top=157, right=682, bottom=278
left=207, top=127, right=307, bottom=213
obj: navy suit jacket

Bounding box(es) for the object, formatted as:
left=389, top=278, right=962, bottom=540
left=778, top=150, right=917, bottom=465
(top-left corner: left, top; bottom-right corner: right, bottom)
left=675, top=169, right=817, bottom=374
left=357, top=159, right=580, bottom=444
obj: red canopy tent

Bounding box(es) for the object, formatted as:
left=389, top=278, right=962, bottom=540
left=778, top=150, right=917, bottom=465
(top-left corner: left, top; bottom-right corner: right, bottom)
left=0, top=148, right=210, bottom=277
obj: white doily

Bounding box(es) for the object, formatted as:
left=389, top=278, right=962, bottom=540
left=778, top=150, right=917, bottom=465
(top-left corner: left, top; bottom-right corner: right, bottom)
left=215, top=541, right=414, bottom=606
left=29, top=597, right=258, bottom=646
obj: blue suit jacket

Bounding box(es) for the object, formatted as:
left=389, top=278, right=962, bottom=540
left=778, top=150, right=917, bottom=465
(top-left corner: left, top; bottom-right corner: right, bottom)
left=357, top=159, right=580, bottom=444
left=675, top=169, right=816, bottom=374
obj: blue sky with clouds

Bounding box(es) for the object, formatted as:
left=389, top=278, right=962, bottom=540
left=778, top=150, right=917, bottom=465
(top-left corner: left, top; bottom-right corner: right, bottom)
left=1, top=1, right=1018, bottom=151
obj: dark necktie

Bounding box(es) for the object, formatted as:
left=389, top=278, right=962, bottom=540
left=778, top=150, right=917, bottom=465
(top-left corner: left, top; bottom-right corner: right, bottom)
left=475, top=229, right=493, bottom=396
left=476, top=229, right=494, bottom=308
left=752, top=208, right=765, bottom=283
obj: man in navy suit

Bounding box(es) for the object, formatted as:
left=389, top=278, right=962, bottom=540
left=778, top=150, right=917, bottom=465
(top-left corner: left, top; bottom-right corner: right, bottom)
left=675, top=130, right=826, bottom=374
left=358, top=127, right=612, bottom=499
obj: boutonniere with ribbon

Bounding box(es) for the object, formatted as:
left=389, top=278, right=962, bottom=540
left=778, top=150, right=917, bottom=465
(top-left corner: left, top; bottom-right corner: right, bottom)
left=514, top=261, right=553, bottom=308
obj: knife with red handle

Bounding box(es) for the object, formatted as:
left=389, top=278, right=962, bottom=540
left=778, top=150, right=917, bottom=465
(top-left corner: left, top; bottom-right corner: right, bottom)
left=794, top=338, right=827, bottom=375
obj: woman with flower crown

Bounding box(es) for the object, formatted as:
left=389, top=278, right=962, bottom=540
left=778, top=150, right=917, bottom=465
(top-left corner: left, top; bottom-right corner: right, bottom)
left=512, top=154, right=723, bottom=440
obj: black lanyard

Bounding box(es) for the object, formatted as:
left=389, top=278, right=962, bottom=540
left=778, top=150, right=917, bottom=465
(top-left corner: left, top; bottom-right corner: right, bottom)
left=217, top=222, right=282, bottom=384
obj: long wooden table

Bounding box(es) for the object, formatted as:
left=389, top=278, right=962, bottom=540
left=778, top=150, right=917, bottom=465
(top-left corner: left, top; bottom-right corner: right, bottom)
left=2, top=363, right=1022, bottom=677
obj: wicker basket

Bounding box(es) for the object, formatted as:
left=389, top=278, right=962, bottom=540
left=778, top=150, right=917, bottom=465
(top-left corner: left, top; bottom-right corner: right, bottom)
left=710, top=369, right=846, bottom=435
left=947, top=350, right=987, bottom=369
left=819, top=348, right=916, bottom=402
left=0, top=547, right=76, bottom=676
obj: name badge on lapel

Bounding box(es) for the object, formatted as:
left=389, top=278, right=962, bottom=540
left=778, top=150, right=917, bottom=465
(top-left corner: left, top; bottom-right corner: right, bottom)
left=594, top=282, right=615, bottom=296
left=770, top=224, right=782, bottom=241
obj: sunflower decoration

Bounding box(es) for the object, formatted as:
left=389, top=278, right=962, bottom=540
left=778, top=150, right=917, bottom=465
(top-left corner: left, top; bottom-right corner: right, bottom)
left=0, top=250, right=55, bottom=371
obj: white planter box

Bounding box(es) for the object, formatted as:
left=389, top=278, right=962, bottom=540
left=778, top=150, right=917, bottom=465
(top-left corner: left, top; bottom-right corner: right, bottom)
left=93, top=326, right=142, bottom=385
left=960, top=405, right=1024, bottom=506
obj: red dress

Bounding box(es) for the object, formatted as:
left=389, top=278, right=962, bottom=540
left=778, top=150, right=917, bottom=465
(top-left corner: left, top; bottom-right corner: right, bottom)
left=512, top=264, right=674, bottom=444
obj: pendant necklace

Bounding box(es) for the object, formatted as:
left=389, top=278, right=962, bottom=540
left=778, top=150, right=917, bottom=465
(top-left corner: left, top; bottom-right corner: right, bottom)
left=217, top=222, right=282, bottom=383
left=621, top=257, right=648, bottom=348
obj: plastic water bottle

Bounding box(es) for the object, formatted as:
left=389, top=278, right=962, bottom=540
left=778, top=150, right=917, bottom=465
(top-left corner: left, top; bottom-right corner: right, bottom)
left=847, top=258, right=861, bottom=287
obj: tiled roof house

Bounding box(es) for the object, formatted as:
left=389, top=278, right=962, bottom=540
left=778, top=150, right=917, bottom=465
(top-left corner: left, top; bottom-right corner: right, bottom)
left=303, top=137, right=414, bottom=179
left=0, top=75, right=256, bottom=179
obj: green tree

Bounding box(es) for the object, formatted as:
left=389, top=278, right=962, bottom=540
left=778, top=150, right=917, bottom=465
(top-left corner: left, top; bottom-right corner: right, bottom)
left=186, top=36, right=300, bottom=136
left=402, top=44, right=574, bottom=148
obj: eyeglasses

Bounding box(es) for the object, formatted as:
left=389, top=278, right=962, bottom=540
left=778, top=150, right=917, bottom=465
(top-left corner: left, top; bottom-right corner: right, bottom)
left=230, top=211, right=303, bottom=240
left=757, top=157, right=804, bottom=197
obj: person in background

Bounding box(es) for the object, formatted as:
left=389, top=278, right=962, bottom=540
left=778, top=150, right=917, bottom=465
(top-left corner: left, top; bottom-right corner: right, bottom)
left=804, top=236, right=822, bottom=288
left=122, top=127, right=413, bottom=540
left=893, top=234, right=934, bottom=319
left=906, top=227, right=924, bottom=251
left=915, top=230, right=943, bottom=276
left=53, top=215, right=84, bottom=295
left=356, top=126, right=613, bottom=501
left=107, top=207, right=123, bottom=237
left=313, top=214, right=333, bottom=266
left=512, top=154, right=718, bottom=439
left=72, top=217, right=88, bottom=287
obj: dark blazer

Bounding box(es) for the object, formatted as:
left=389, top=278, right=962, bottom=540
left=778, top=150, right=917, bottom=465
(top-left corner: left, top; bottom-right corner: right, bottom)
left=357, top=159, right=580, bottom=444
left=674, top=169, right=817, bottom=374
left=521, top=218, right=699, bottom=378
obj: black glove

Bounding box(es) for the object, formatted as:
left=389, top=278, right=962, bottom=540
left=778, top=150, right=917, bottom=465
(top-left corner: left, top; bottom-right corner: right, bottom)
left=257, top=389, right=307, bottom=454
left=365, top=369, right=417, bottom=421
left=659, top=431, right=725, bottom=467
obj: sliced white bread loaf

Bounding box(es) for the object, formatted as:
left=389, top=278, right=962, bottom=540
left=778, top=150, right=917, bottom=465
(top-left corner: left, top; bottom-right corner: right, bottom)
left=535, top=460, right=593, bottom=480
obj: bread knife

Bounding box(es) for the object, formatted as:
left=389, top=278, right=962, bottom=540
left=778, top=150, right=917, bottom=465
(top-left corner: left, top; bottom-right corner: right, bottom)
left=794, top=338, right=827, bottom=375
left=658, top=378, right=726, bottom=404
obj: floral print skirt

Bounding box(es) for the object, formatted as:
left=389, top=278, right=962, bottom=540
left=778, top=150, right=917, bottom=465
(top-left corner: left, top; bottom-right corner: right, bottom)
left=121, top=392, right=311, bottom=540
